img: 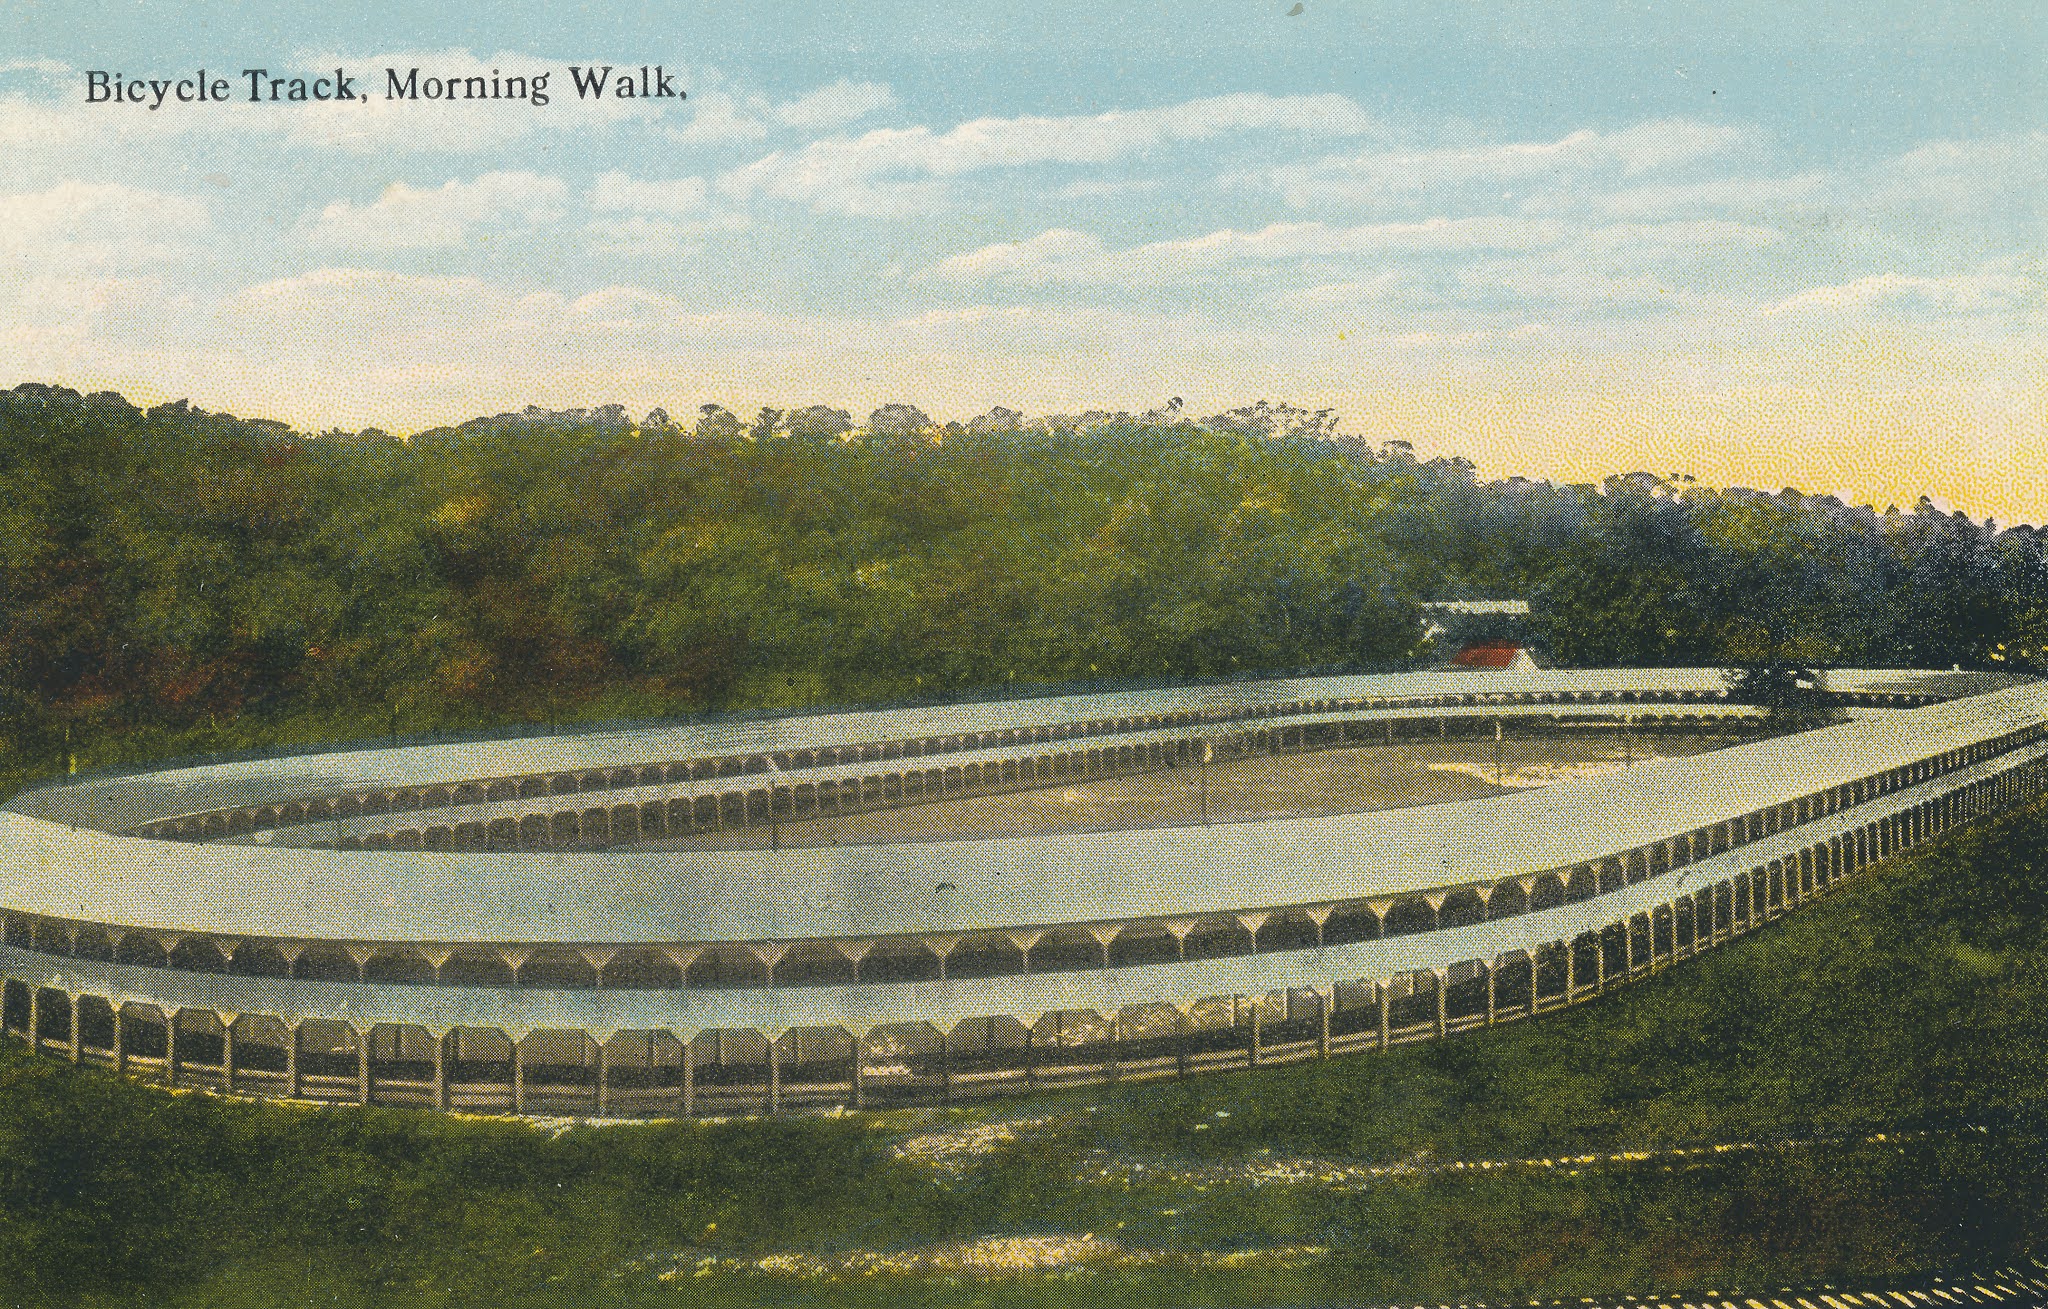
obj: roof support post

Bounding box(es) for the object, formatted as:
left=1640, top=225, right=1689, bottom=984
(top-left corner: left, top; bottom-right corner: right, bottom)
left=681, top=1039, right=694, bottom=1117
left=433, top=1030, right=449, bottom=1111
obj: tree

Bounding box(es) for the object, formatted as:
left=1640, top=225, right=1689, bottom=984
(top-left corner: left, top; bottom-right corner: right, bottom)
left=1724, top=662, right=1841, bottom=733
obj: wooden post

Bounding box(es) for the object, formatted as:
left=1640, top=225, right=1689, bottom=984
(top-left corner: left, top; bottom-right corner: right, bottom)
left=593, top=1037, right=608, bottom=1118
left=681, top=1039, right=695, bottom=1116
left=285, top=1024, right=301, bottom=1098
left=1377, top=983, right=1390, bottom=1050
left=1316, top=990, right=1330, bottom=1059
left=434, top=1031, right=450, bottom=1111
left=767, top=1037, right=780, bottom=1115
left=1247, top=997, right=1261, bottom=1068
left=221, top=1019, right=235, bottom=1094
left=112, top=1005, right=126, bottom=1074
left=164, top=1010, right=179, bottom=1086
left=67, top=993, right=81, bottom=1064
left=1175, top=1011, right=1189, bottom=1079
left=356, top=1029, right=370, bottom=1105
left=511, top=1038, right=524, bottom=1114
left=850, top=1036, right=865, bottom=1110
left=1527, top=950, right=1539, bottom=1015
left=27, top=988, right=39, bottom=1056
left=1433, top=973, right=1447, bottom=1038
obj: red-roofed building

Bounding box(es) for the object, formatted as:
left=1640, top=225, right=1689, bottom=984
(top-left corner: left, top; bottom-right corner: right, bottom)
left=1450, top=640, right=1538, bottom=671
left=1420, top=599, right=1542, bottom=671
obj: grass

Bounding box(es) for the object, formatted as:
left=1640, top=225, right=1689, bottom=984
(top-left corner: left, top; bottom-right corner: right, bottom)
left=2, top=787, right=2047, bottom=1306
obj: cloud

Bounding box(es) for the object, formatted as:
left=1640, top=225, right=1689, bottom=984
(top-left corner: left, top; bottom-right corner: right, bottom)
left=931, top=216, right=1774, bottom=286
left=0, top=58, right=71, bottom=80
left=0, top=180, right=210, bottom=264
left=1874, top=130, right=2048, bottom=225
left=1584, top=173, right=1829, bottom=219
left=1270, top=119, right=1760, bottom=206
left=1763, top=272, right=2041, bottom=317
left=720, top=91, right=1378, bottom=214
left=663, top=89, right=770, bottom=144
left=1886, top=130, right=2048, bottom=184
left=775, top=79, right=896, bottom=129
left=308, top=171, right=568, bottom=249
left=583, top=213, right=748, bottom=257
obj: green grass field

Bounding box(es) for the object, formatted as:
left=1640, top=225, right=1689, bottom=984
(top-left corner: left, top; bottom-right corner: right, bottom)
left=3, top=788, right=2046, bottom=1308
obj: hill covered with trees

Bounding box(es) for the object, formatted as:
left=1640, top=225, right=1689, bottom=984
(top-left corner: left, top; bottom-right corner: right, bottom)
left=2, top=382, right=2042, bottom=785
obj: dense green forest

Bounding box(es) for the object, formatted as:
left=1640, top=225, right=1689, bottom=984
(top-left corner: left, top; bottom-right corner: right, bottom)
left=3, top=382, right=2043, bottom=785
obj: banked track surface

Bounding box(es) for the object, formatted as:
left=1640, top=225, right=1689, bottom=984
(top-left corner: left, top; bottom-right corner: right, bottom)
left=0, top=667, right=2038, bottom=1117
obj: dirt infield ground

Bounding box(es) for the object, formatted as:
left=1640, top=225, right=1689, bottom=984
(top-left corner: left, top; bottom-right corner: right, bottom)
left=642, top=729, right=1743, bottom=851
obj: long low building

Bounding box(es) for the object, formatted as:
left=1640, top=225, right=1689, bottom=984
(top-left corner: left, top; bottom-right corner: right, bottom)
left=0, top=667, right=2039, bottom=1117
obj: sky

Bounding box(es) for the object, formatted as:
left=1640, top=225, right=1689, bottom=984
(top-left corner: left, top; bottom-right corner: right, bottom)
left=2, top=1, right=2044, bottom=519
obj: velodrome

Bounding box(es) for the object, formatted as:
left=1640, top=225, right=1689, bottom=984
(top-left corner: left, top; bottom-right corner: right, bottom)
left=0, top=666, right=2039, bottom=1117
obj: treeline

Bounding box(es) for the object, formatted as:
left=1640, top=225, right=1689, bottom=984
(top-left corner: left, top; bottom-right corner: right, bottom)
left=1, top=382, right=2043, bottom=778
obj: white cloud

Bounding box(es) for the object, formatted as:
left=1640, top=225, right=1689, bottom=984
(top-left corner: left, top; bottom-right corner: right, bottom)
left=309, top=171, right=567, bottom=249
left=1585, top=173, right=1828, bottom=219
left=583, top=213, right=747, bottom=257
left=1764, top=272, right=2040, bottom=317
left=775, top=79, right=896, bottom=129
left=1271, top=120, right=1760, bottom=206
left=663, top=89, right=770, bottom=144
left=721, top=91, right=1379, bottom=214
left=932, top=216, right=1774, bottom=287
left=1874, top=130, right=2048, bottom=224
left=1886, top=130, right=2048, bottom=183
left=931, top=219, right=1528, bottom=286
left=0, top=58, right=71, bottom=79
left=0, top=180, right=210, bottom=264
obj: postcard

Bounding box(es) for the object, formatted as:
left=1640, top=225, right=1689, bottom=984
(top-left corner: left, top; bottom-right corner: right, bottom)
left=0, top=3, right=2042, bottom=1306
